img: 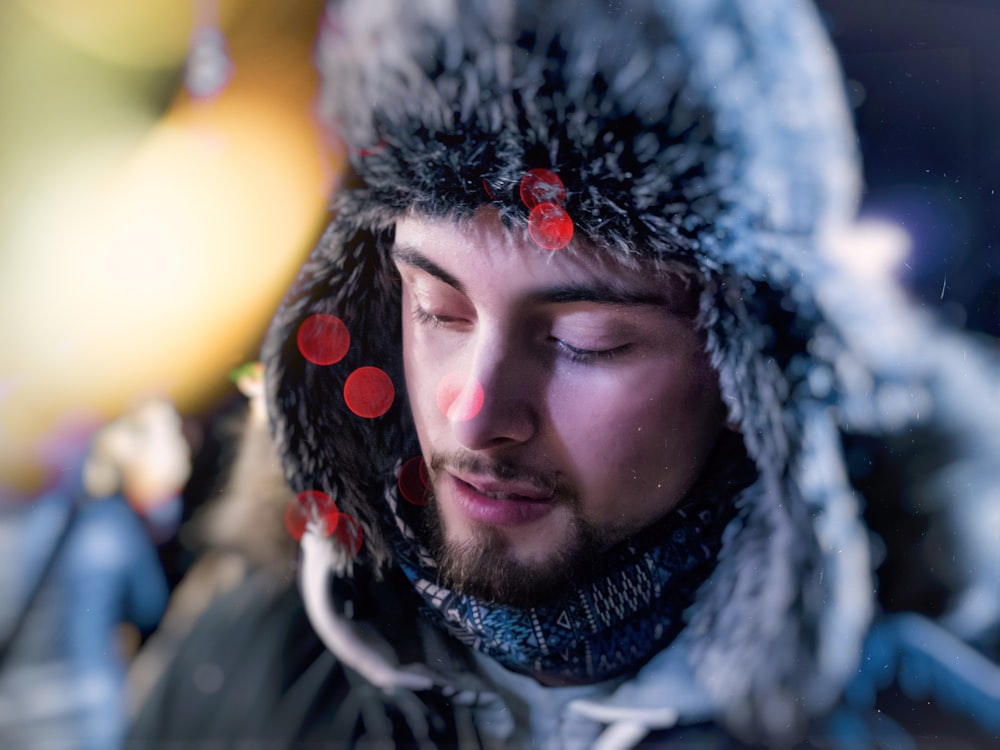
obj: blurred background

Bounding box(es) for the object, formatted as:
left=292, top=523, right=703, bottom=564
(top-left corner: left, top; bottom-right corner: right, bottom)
left=0, top=0, right=336, bottom=498
left=822, top=0, right=1000, bottom=338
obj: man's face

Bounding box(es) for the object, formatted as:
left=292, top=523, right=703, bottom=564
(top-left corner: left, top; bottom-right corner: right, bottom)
left=394, top=209, right=724, bottom=606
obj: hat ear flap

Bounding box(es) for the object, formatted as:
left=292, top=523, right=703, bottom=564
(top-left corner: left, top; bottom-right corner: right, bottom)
left=694, top=272, right=874, bottom=740
left=262, top=205, right=407, bottom=569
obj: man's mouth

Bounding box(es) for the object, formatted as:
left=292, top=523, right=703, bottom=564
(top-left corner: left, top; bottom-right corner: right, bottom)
left=444, top=472, right=556, bottom=526
left=449, top=472, right=554, bottom=502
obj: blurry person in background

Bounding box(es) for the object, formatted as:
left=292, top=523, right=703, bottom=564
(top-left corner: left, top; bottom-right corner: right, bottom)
left=129, top=1, right=1000, bottom=747
left=0, top=398, right=189, bottom=750
left=126, top=363, right=296, bottom=715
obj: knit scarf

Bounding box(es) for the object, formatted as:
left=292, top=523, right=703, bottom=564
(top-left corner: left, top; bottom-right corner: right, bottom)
left=385, top=435, right=753, bottom=683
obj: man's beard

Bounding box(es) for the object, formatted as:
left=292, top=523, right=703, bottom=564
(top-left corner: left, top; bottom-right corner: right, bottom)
left=418, top=453, right=622, bottom=608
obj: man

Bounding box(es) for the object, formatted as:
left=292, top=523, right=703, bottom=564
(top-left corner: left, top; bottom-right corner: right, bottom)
left=129, top=0, right=1000, bottom=747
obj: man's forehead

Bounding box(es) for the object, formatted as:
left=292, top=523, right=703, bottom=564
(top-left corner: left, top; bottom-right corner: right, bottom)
left=392, top=210, right=700, bottom=314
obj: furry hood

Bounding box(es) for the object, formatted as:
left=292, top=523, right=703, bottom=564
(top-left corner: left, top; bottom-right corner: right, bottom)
left=261, top=0, right=1000, bottom=743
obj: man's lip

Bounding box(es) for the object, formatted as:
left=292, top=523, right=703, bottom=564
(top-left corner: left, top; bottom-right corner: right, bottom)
left=444, top=473, right=556, bottom=526
left=447, top=472, right=553, bottom=502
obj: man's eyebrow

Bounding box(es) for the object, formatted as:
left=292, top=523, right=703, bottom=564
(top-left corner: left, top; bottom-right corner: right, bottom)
left=390, top=244, right=466, bottom=294
left=529, top=284, right=693, bottom=314
left=391, top=243, right=696, bottom=315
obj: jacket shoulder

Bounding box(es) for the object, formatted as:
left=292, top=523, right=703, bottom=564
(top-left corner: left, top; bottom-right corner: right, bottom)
left=127, top=571, right=339, bottom=745
left=126, top=568, right=479, bottom=748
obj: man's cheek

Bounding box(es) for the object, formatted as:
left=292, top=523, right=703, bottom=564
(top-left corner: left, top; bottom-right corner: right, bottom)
left=409, top=364, right=452, bottom=442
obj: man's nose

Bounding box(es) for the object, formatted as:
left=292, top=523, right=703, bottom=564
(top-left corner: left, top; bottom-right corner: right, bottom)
left=445, top=336, right=538, bottom=452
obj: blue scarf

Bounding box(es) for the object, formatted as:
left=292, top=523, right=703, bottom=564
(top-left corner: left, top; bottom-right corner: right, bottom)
left=386, top=439, right=750, bottom=683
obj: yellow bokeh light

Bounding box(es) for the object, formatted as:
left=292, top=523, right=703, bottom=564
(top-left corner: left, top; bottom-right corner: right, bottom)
left=16, top=0, right=241, bottom=69
left=0, top=2, right=339, bottom=493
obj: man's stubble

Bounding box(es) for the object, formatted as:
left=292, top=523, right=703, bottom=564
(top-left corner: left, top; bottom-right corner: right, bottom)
left=418, top=454, right=626, bottom=608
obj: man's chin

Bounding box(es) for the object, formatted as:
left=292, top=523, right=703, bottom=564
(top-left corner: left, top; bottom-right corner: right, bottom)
left=440, top=546, right=574, bottom=608
left=434, top=524, right=602, bottom=608
left=420, top=483, right=607, bottom=607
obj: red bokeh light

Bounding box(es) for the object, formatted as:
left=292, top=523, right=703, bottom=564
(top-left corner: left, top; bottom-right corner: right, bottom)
left=344, top=366, right=394, bottom=418
left=398, top=455, right=429, bottom=506
left=528, top=202, right=574, bottom=250
left=284, top=489, right=338, bottom=541
left=297, top=314, right=350, bottom=365
left=329, top=512, right=364, bottom=557
left=435, top=370, right=485, bottom=422
left=519, top=168, right=566, bottom=210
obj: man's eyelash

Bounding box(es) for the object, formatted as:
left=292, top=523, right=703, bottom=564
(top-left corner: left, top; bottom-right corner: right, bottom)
left=413, top=306, right=626, bottom=363
left=411, top=306, right=456, bottom=327
left=554, top=339, right=629, bottom=364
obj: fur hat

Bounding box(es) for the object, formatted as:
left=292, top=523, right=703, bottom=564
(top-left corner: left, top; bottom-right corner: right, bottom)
left=261, top=0, right=1000, bottom=742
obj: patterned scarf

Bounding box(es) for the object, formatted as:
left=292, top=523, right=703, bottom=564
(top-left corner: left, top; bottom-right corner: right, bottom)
left=386, top=435, right=753, bottom=683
